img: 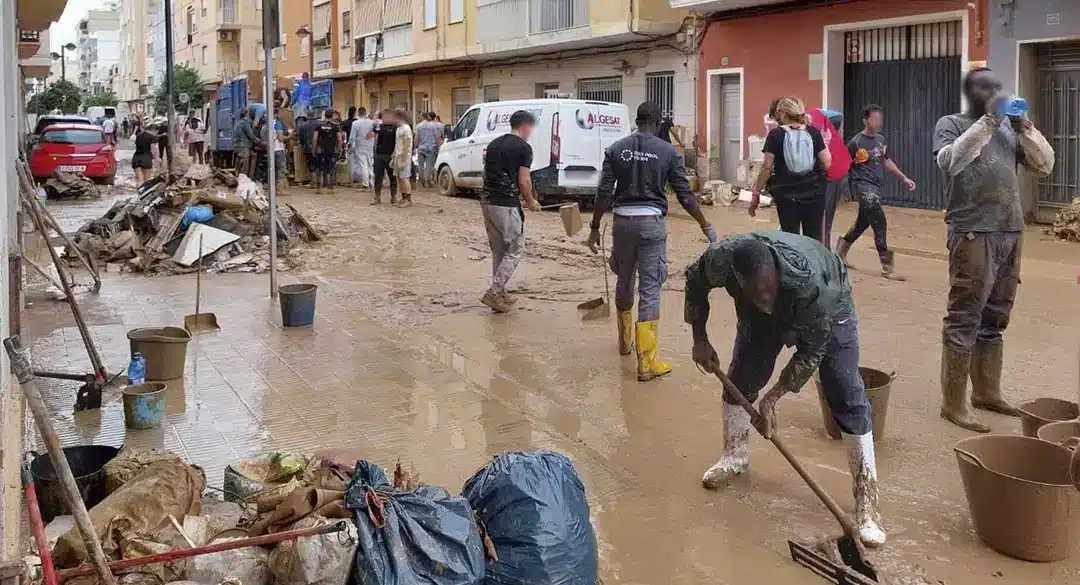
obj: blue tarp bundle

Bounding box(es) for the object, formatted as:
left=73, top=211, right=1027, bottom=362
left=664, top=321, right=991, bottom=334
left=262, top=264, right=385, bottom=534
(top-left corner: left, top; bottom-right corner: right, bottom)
left=462, top=451, right=598, bottom=585
left=345, top=460, right=485, bottom=585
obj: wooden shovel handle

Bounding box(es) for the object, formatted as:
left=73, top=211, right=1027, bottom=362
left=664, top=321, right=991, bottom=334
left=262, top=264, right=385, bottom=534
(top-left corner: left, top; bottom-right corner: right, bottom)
left=711, top=369, right=864, bottom=547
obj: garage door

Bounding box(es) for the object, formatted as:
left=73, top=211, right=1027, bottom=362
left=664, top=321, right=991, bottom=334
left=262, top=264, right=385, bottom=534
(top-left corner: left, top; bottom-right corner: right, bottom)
left=1035, top=41, right=1080, bottom=218
left=843, top=21, right=962, bottom=209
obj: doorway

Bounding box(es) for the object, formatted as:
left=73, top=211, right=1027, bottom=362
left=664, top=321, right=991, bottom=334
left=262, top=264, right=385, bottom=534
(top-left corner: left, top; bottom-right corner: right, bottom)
left=708, top=70, right=742, bottom=183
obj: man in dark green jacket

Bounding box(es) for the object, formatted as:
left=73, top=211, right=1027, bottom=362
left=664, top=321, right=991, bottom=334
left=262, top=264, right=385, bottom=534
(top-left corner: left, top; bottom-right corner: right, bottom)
left=233, top=109, right=261, bottom=179
left=684, top=230, right=885, bottom=548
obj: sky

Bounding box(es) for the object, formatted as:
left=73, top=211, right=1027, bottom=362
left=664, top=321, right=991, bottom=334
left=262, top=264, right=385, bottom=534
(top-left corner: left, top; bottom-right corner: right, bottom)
left=49, top=0, right=110, bottom=52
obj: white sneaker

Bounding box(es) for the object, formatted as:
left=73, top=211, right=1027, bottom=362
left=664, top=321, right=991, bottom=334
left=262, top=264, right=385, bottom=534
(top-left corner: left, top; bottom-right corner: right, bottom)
left=843, top=431, right=887, bottom=548
left=702, top=402, right=751, bottom=489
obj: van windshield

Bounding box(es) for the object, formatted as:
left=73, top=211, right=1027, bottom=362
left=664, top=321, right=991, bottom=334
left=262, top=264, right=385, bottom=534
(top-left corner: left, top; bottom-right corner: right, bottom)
left=41, top=129, right=104, bottom=144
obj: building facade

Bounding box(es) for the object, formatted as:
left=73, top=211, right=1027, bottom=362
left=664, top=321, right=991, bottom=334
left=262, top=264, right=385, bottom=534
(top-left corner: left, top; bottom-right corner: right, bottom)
left=988, top=0, right=1079, bottom=223
left=148, top=0, right=168, bottom=94
left=76, top=7, right=122, bottom=95
left=691, top=0, right=988, bottom=211
left=117, top=0, right=149, bottom=107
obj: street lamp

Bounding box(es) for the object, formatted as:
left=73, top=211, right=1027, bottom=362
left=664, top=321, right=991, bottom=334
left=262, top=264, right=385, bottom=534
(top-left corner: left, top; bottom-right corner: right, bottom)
left=295, top=25, right=313, bottom=78
left=50, top=42, right=77, bottom=81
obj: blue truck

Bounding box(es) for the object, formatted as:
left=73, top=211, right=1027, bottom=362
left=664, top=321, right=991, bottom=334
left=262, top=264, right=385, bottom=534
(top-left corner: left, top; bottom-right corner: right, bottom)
left=214, top=77, right=334, bottom=153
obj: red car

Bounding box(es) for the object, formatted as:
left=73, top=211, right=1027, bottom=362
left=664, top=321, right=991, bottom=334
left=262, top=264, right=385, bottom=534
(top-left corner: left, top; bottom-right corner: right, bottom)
left=29, top=123, right=116, bottom=185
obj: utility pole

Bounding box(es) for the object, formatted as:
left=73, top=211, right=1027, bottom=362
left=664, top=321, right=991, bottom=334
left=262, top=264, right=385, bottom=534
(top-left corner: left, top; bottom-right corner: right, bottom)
left=263, top=0, right=281, bottom=298
left=164, top=0, right=176, bottom=174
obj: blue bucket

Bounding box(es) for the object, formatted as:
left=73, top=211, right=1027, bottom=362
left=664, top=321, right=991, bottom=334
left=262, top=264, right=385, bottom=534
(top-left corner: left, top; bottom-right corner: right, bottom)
left=122, top=382, right=167, bottom=430
left=279, top=283, right=318, bottom=327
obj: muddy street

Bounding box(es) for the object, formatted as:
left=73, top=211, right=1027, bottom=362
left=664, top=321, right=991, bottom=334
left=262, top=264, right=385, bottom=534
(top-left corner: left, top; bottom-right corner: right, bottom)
left=24, top=174, right=1080, bottom=585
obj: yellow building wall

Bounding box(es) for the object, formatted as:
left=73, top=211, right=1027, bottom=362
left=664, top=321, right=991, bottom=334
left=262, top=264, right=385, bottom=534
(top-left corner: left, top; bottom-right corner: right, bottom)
left=633, top=0, right=688, bottom=27
left=359, top=71, right=476, bottom=120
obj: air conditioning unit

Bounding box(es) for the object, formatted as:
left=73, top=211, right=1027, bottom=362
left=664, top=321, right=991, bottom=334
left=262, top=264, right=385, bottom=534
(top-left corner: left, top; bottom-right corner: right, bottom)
left=218, top=30, right=234, bottom=42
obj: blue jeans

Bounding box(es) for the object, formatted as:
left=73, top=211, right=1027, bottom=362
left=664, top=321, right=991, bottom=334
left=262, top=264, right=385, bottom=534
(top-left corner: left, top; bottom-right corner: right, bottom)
left=726, top=310, right=872, bottom=435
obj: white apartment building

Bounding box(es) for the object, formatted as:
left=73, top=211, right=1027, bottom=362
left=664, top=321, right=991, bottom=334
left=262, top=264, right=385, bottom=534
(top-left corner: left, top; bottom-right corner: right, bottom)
left=117, top=0, right=149, bottom=105
left=76, top=6, right=122, bottom=95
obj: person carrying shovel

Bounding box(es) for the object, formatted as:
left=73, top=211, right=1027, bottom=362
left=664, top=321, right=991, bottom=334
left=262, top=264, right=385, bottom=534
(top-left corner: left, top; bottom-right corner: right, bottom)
left=684, top=230, right=886, bottom=548
left=587, top=102, right=717, bottom=382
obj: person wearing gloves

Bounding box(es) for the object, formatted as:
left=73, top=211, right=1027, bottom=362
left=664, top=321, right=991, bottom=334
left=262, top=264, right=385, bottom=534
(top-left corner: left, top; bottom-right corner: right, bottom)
left=684, top=230, right=885, bottom=548
left=587, top=101, right=717, bottom=382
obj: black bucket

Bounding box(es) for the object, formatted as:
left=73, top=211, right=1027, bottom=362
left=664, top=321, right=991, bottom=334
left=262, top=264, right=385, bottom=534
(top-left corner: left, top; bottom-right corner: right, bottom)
left=29, top=445, right=120, bottom=522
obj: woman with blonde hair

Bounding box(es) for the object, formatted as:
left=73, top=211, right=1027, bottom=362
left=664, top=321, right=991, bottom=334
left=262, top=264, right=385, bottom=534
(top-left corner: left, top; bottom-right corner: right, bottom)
left=750, top=96, right=832, bottom=241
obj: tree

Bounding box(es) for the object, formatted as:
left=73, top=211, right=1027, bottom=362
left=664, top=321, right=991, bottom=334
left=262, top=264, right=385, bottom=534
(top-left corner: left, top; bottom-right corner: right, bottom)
left=84, top=92, right=119, bottom=109
left=153, top=64, right=207, bottom=115
left=26, top=80, right=84, bottom=115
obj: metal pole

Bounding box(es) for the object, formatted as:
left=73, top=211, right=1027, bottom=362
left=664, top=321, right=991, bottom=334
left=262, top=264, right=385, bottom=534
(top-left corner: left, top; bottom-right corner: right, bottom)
left=60, top=49, right=66, bottom=82
left=164, top=0, right=176, bottom=174
left=264, top=10, right=278, bottom=299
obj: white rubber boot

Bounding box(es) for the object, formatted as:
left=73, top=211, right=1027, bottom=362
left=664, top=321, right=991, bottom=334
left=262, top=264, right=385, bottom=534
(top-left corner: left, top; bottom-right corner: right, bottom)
left=843, top=432, right=887, bottom=548
left=702, top=402, right=751, bottom=489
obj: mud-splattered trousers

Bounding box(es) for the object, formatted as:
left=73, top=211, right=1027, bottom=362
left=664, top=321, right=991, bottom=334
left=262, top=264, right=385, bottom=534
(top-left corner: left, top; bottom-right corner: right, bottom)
left=821, top=177, right=848, bottom=246
left=482, top=204, right=525, bottom=294
left=842, top=186, right=890, bottom=260
left=611, top=214, right=667, bottom=322
left=943, top=230, right=1022, bottom=350
left=727, top=311, right=871, bottom=435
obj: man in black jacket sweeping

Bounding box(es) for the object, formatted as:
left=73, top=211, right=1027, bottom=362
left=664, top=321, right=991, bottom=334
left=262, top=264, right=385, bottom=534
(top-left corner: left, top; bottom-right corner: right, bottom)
left=586, top=102, right=716, bottom=381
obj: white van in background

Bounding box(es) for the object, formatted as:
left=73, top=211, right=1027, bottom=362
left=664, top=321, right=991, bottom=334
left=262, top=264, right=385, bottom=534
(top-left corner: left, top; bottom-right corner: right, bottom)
left=435, top=98, right=630, bottom=202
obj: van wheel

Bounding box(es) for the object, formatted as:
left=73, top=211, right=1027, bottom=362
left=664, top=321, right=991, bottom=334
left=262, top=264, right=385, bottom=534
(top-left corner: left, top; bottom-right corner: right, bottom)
left=437, top=166, right=457, bottom=197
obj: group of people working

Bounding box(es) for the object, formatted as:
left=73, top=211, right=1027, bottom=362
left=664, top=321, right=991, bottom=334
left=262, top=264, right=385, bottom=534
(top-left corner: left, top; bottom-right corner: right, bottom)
left=474, top=66, right=1055, bottom=552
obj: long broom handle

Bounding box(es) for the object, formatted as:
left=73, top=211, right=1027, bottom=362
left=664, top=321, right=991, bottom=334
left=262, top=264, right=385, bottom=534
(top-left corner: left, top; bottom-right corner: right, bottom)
left=711, top=368, right=864, bottom=546
left=195, top=235, right=203, bottom=315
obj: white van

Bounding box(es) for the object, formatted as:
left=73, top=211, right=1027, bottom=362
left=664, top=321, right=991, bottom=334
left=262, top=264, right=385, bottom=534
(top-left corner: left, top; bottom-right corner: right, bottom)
left=435, top=98, right=630, bottom=202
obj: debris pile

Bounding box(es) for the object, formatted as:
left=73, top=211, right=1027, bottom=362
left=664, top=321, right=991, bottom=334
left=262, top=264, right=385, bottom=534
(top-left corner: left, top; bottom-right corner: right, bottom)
left=1050, top=197, right=1080, bottom=242
left=71, top=165, right=323, bottom=275
left=45, top=170, right=102, bottom=199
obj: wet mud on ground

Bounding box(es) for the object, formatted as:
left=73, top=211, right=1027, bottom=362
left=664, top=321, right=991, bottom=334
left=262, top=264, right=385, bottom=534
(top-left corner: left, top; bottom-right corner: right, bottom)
left=23, top=157, right=1080, bottom=584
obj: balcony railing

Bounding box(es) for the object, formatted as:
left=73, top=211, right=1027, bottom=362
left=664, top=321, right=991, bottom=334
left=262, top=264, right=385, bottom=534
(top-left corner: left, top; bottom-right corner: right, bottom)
left=477, top=0, right=587, bottom=43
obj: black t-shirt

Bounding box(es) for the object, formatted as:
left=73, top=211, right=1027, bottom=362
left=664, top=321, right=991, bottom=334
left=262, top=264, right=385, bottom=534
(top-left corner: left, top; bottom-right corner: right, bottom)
left=483, top=134, right=533, bottom=208
left=134, top=131, right=155, bottom=155
left=374, top=123, right=397, bottom=155
left=847, top=133, right=888, bottom=194
left=342, top=118, right=355, bottom=143
left=315, top=121, right=339, bottom=154
left=763, top=124, right=827, bottom=200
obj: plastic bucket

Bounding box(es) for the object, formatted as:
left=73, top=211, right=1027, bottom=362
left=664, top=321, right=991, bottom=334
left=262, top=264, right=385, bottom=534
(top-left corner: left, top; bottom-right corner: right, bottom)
left=1038, top=420, right=1080, bottom=451
left=29, top=445, right=119, bottom=522
left=1018, top=397, right=1079, bottom=438
left=127, top=327, right=192, bottom=380
left=816, top=367, right=894, bottom=441
left=279, top=284, right=317, bottom=327
left=122, top=382, right=168, bottom=429
left=954, top=435, right=1080, bottom=562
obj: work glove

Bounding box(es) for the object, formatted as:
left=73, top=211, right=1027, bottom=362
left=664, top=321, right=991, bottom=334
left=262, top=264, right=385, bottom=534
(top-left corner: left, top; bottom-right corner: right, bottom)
left=526, top=198, right=542, bottom=213
left=692, top=339, right=720, bottom=374
left=702, top=223, right=717, bottom=243
left=756, top=383, right=789, bottom=439
left=586, top=226, right=601, bottom=254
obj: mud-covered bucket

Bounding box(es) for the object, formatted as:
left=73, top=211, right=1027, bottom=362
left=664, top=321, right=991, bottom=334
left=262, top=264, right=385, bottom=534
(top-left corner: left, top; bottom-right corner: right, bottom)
left=1018, top=397, right=1079, bottom=437
left=278, top=284, right=317, bottom=327
left=127, top=327, right=192, bottom=380
left=955, top=434, right=1080, bottom=562
left=29, top=445, right=119, bottom=522
left=1038, top=420, right=1080, bottom=451
left=816, top=367, right=894, bottom=441
left=122, top=382, right=168, bottom=429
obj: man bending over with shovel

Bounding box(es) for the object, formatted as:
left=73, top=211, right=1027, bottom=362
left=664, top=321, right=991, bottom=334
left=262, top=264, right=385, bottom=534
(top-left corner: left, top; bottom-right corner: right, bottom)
left=588, top=102, right=717, bottom=381
left=684, top=231, right=886, bottom=548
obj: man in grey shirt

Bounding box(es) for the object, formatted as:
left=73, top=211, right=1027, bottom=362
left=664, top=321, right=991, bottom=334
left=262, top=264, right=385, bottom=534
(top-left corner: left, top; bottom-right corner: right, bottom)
left=415, top=112, right=444, bottom=188
left=932, top=67, right=1054, bottom=433
left=349, top=107, right=376, bottom=189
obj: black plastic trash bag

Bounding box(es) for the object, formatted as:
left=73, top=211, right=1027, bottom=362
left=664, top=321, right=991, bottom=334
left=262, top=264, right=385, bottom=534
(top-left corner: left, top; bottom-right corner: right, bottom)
left=345, top=460, right=485, bottom=585
left=462, top=451, right=598, bottom=585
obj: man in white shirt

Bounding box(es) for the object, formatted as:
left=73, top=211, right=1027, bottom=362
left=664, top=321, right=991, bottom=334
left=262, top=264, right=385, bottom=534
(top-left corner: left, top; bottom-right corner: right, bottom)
left=102, top=115, right=117, bottom=146
left=392, top=109, right=414, bottom=208
left=349, top=107, right=376, bottom=189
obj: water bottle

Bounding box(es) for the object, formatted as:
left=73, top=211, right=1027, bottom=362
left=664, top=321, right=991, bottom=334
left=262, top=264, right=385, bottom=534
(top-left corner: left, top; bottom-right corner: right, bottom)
left=998, top=96, right=1028, bottom=117
left=128, top=352, right=146, bottom=385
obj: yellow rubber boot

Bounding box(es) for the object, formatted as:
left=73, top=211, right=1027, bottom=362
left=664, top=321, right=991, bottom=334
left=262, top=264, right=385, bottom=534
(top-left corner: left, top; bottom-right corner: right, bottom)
left=635, top=320, right=673, bottom=381
left=617, top=310, right=634, bottom=356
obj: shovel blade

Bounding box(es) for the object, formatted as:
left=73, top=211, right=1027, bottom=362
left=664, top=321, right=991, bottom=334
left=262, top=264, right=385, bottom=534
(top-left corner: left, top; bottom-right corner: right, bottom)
left=184, top=313, right=221, bottom=334
left=577, top=297, right=605, bottom=311
left=581, top=303, right=611, bottom=321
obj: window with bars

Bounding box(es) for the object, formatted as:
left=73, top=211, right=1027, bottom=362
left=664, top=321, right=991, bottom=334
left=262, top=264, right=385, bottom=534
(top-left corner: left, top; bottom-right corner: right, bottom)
left=452, top=87, right=472, bottom=122
left=535, top=82, right=559, bottom=98
left=369, top=92, right=380, bottom=113
left=844, top=21, right=961, bottom=63
left=483, top=85, right=499, bottom=102
left=646, top=72, right=674, bottom=118
left=577, top=77, right=621, bottom=103
left=415, top=92, right=430, bottom=120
